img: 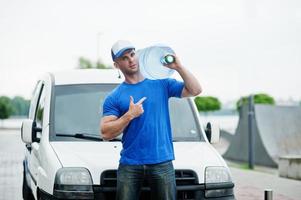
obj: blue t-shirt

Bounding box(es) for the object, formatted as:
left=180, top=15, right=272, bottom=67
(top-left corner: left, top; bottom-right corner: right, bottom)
left=102, top=78, right=184, bottom=165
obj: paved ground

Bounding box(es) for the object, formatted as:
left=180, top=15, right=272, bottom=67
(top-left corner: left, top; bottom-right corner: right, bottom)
left=229, top=164, right=301, bottom=200
left=0, top=129, right=23, bottom=200
left=213, top=139, right=301, bottom=200
left=0, top=128, right=300, bottom=200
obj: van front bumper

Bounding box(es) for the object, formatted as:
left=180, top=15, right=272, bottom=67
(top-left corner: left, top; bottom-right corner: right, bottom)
left=93, top=182, right=235, bottom=200
left=40, top=182, right=235, bottom=200
left=40, top=189, right=94, bottom=200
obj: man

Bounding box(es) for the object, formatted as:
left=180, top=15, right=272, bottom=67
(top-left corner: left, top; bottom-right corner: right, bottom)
left=100, top=40, right=202, bottom=200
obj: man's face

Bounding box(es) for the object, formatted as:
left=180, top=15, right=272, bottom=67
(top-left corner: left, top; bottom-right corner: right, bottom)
left=114, top=49, right=139, bottom=75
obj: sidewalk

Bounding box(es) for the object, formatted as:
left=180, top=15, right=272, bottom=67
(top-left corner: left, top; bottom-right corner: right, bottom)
left=212, top=134, right=301, bottom=199
left=228, top=162, right=301, bottom=200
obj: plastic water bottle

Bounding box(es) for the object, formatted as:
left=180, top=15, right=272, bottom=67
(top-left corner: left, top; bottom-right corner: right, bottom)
left=137, top=45, right=176, bottom=80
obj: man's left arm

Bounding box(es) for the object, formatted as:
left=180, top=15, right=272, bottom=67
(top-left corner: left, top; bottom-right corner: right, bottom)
left=166, top=55, right=202, bottom=97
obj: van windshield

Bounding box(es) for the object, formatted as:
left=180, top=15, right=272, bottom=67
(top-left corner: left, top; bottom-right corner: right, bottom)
left=50, top=84, right=204, bottom=142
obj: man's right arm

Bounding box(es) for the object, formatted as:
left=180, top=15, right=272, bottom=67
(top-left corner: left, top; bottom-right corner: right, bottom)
left=100, top=113, right=134, bottom=140
left=100, top=96, right=146, bottom=141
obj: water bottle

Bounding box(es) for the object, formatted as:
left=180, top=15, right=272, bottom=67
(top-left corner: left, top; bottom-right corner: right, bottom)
left=137, top=45, right=176, bottom=80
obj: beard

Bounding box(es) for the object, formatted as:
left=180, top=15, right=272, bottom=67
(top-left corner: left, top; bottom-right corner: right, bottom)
left=121, top=66, right=139, bottom=76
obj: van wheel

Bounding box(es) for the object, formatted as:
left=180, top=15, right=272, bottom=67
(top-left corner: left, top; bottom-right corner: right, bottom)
left=22, top=169, right=35, bottom=200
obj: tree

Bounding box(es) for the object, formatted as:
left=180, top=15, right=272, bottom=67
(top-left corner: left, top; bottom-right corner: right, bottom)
left=78, top=57, right=93, bottom=69
left=0, top=96, right=14, bottom=126
left=11, top=96, right=30, bottom=116
left=96, top=61, right=107, bottom=69
left=78, top=57, right=112, bottom=69
left=236, top=93, right=275, bottom=110
left=194, top=96, right=221, bottom=113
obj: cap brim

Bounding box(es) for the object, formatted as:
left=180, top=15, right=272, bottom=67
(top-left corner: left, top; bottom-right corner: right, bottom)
left=114, top=47, right=135, bottom=60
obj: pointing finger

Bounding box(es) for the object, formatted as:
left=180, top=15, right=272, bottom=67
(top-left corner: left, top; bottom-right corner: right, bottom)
left=136, top=97, right=147, bottom=105
left=130, top=96, right=134, bottom=104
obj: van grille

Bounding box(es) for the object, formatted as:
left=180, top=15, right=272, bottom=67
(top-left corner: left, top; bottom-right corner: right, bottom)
left=98, top=169, right=200, bottom=199
left=100, top=170, right=117, bottom=187
left=175, top=170, right=198, bottom=185
left=100, top=169, right=198, bottom=187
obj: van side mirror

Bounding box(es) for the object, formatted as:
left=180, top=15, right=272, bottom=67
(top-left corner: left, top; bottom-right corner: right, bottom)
left=205, top=122, right=220, bottom=144
left=21, top=119, right=41, bottom=144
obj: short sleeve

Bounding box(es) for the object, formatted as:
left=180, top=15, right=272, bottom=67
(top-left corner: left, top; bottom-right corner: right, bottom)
left=162, top=78, right=185, bottom=98
left=102, top=95, right=120, bottom=117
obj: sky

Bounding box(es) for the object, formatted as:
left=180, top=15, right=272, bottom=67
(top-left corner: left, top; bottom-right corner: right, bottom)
left=0, top=0, right=300, bottom=104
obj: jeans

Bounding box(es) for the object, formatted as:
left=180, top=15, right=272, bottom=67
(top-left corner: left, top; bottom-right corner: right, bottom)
left=116, top=161, right=176, bottom=200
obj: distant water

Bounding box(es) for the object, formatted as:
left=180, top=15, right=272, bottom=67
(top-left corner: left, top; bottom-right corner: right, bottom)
left=0, top=118, right=25, bottom=129
left=199, top=114, right=239, bottom=134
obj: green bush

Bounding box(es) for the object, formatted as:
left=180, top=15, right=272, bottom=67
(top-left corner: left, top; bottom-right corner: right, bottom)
left=0, top=96, right=14, bottom=120
left=236, top=93, right=275, bottom=110
left=194, top=96, right=221, bottom=112
left=78, top=57, right=112, bottom=69
left=11, top=96, right=30, bottom=116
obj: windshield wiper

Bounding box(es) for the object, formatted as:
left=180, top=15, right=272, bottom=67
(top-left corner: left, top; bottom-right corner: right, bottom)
left=56, top=133, right=103, bottom=141
left=56, top=133, right=122, bottom=142
left=109, top=138, right=122, bottom=141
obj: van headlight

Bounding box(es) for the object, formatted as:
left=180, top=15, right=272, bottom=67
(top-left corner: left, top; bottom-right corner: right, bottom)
left=205, top=166, right=232, bottom=183
left=54, top=167, right=94, bottom=199
left=204, top=166, right=234, bottom=198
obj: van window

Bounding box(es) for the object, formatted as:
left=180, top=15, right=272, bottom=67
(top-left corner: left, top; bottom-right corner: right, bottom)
left=50, top=84, right=203, bottom=141
left=169, top=98, right=203, bottom=141
left=35, top=84, right=46, bottom=129
left=29, top=81, right=43, bottom=119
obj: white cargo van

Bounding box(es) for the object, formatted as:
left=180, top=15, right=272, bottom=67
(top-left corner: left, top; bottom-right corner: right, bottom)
left=21, top=69, right=235, bottom=200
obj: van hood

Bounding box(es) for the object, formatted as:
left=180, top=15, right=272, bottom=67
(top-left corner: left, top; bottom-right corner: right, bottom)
left=51, top=141, right=122, bottom=184
left=173, top=142, right=226, bottom=167
left=51, top=141, right=227, bottom=184
left=173, top=142, right=228, bottom=182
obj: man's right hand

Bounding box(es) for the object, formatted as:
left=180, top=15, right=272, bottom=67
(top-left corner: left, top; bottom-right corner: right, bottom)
left=127, top=96, right=147, bottom=119
left=101, top=96, right=147, bottom=140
